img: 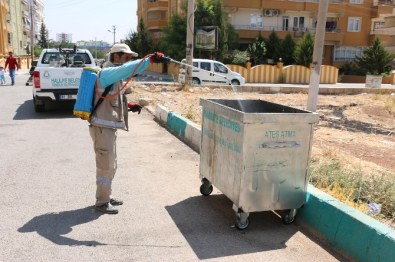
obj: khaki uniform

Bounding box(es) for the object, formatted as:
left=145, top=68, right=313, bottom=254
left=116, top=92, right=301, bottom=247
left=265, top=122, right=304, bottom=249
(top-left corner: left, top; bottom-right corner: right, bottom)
left=89, top=78, right=129, bottom=206
left=88, top=56, right=151, bottom=206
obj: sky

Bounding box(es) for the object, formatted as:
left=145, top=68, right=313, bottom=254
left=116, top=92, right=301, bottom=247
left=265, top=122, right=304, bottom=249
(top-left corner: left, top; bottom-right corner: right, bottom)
left=41, top=0, right=138, bottom=44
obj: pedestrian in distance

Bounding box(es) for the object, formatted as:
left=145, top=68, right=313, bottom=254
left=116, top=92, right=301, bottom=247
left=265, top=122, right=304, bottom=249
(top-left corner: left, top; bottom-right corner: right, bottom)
left=4, top=52, right=19, bottom=85
left=89, top=43, right=169, bottom=214
left=0, top=66, right=5, bottom=85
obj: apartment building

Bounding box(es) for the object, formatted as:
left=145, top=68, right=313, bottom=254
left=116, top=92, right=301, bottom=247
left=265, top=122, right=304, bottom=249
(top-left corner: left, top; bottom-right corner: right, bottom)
left=0, top=0, right=11, bottom=55
left=137, top=0, right=395, bottom=67
left=56, top=33, right=72, bottom=43
left=0, top=0, right=44, bottom=56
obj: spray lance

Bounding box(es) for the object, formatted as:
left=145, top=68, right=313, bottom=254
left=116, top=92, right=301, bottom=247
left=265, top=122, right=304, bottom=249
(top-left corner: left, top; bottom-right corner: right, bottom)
left=92, top=52, right=173, bottom=114
left=127, top=52, right=173, bottom=113
left=99, top=53, right=234, bottom=114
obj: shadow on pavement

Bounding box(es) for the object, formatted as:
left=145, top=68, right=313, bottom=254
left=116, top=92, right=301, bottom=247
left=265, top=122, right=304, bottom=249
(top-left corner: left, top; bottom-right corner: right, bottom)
left=14, top=99, right=76, bottom=120
left=166, top=194, right=298, bottom=260
left=18, top=206, right=105, bottom=246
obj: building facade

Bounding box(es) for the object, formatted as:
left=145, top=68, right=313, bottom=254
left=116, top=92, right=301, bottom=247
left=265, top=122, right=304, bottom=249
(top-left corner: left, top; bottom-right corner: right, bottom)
left=0, top=0, right=11, bottom=55
left=0, top=0, right=44, bottom=56
left=56, top=33, right=72, bottom=43
left=137, top=0, right=395, bottom=67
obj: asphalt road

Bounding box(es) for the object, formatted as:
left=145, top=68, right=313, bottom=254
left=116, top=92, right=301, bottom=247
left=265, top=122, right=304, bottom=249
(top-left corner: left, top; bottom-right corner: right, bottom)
left=0, top=73, right=347, bottom=261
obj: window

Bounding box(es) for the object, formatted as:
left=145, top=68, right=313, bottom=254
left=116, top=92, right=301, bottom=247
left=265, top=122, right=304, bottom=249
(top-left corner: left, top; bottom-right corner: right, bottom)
left=293, top=17, right=305, bottom=30
left=334, top=46, right=365, bottom=61
left=200, top=62, right=211, bottom=71
left=348, top=17, right=361, bottom=32
left=374, top=22, right=385, bottom=29
left=349, top=0, right=363, bottom=4
left=214, top=63, right=228, bottom=74
left=283, top=17, right=289, bottom=31
left=41, top=53, right=92, bottom=65
left=250, top=14, right=263, bottom=28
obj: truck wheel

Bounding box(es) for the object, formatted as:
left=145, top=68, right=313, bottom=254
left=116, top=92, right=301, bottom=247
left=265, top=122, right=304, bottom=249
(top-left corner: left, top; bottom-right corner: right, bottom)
left=33, top=97, right=45, bottom=112
left=192, top=77, right=201, bottom=85
left=231, top=79, right=240, bottom=86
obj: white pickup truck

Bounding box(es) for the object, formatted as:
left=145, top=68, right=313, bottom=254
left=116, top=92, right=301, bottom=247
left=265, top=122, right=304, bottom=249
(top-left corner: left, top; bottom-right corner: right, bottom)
left=32, top=47, right=97, bottom=112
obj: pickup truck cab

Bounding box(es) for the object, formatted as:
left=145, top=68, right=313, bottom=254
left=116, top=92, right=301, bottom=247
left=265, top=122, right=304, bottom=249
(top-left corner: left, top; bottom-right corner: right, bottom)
left=32, top=47, right=97, bottom=112
left=178, top=58, right=245, bottom=86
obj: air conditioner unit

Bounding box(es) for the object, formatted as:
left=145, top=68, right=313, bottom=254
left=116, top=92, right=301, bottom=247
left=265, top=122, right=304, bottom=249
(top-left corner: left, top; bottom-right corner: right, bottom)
left=272, top=9, right=280, bottom=16
left=263, top=9, right=273, bottom=17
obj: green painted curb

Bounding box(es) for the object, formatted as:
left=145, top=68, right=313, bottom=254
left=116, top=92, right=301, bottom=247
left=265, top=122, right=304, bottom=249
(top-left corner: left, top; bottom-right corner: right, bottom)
left=298, top=185, right=395, bottom=262
left=166, top=111, right=187, bottom=138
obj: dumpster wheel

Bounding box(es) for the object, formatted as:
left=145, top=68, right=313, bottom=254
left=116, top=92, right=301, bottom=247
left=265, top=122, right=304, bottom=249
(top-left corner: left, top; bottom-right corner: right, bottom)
left=282, top=209, right=297, bottom=224
left=235, top=212, right=250, bottom=230
left=200, top=178, right=213, bottom=196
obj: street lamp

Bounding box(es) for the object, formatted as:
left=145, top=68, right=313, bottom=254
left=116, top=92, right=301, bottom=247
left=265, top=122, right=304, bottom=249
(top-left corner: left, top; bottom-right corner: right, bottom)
left=108, top=25, right=116, bottom=45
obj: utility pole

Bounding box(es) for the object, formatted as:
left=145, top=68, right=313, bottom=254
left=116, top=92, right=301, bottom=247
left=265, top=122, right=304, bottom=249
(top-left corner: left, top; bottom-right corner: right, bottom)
left=108, top=25, right=116, bottom=45
left=185, top=0, right=194, bottom=87
left=30, top=0, right=34, bottom=62
left=307, top=0, right=329, bottom=112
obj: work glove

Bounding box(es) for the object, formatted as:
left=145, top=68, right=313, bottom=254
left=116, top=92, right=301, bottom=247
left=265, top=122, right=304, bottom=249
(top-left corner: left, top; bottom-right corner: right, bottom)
left=150, top=52, right=170, bottom=64
left=127, top=102, right=142, bottom=114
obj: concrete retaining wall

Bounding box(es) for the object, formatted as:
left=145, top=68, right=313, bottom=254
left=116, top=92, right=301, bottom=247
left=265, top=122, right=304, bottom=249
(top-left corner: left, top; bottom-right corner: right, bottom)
left=154, top=104, right=395, bottom=262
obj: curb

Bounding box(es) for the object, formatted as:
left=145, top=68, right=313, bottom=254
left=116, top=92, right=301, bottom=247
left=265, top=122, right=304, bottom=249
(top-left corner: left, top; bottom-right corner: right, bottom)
left=154, top=104, right=395, bottom=262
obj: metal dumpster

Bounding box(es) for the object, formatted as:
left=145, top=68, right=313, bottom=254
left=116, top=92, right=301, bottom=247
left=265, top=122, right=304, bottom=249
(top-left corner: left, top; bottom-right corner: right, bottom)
left=199, top=99, right=319, bottom=229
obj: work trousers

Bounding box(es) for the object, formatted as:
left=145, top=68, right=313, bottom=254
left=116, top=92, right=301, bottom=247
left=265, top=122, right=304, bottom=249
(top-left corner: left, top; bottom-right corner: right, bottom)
left=89, top=125, right=117, bottom=206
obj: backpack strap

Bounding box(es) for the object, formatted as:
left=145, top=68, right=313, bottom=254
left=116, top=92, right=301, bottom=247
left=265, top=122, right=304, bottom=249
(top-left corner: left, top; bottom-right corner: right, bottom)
left=90, top=84, right=113, bottom=118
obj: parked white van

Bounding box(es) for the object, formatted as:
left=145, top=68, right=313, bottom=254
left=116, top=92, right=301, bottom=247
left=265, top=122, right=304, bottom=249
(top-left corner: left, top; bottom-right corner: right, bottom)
left=178, top=58, right=245, bottom=86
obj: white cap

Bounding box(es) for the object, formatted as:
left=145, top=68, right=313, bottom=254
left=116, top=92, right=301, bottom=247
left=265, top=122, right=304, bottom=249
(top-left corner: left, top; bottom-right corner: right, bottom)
left=110, top=43, right=138, bottom=57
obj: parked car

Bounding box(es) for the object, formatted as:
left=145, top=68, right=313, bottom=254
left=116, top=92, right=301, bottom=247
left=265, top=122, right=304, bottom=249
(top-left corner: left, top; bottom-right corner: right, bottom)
left=178, top=58, right=245, bottom=86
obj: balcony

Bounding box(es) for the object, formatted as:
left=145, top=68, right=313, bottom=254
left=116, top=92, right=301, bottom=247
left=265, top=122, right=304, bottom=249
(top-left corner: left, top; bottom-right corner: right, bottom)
left=146, top=0, right=168, bottom=12
left=146, top=19, right=168, bottom=30
left=373, top=0, right=395, bottom=6
left=234, top=24, right=343, bottom=43
left=23, top=24, right=31, bottom=33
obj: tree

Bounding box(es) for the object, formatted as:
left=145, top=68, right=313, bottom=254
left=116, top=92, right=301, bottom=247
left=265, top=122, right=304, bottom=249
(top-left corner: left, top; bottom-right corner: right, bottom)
left=247, top=36, right=266, bottom=66
left=159, top=0, right=237, bottom=61
left=280, top=33, right=296, bottom=65
left=124, top=18, right=155, bottom=56
left=355, top=37, right=395, bottom=75
left=293, top=32, right=314, bottom=66
left=265, top=30, right=282, bottom=63
left=37, top=22, right=49, bottom=49
left=223, top=50, right=249, bottom=66
left=159, top=13, right=187, bottom=61
left=227, top=24, right=240, bottom=51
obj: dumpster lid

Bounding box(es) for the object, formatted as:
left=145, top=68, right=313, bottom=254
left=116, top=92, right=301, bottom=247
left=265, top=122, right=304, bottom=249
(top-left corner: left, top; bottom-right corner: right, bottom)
left=200, top=99, right=319, bottom=124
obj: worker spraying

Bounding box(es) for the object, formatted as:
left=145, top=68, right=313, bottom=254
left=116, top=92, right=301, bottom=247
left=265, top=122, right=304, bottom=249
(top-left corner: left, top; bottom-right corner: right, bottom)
left=76, top=43, right=169, bottom=214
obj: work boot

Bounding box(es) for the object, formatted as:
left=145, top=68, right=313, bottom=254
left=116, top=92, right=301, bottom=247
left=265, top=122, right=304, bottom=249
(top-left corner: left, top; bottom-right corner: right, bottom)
left=110, top=197, right=123, bottom=206
left=95, top=203, right=118, bottom=214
